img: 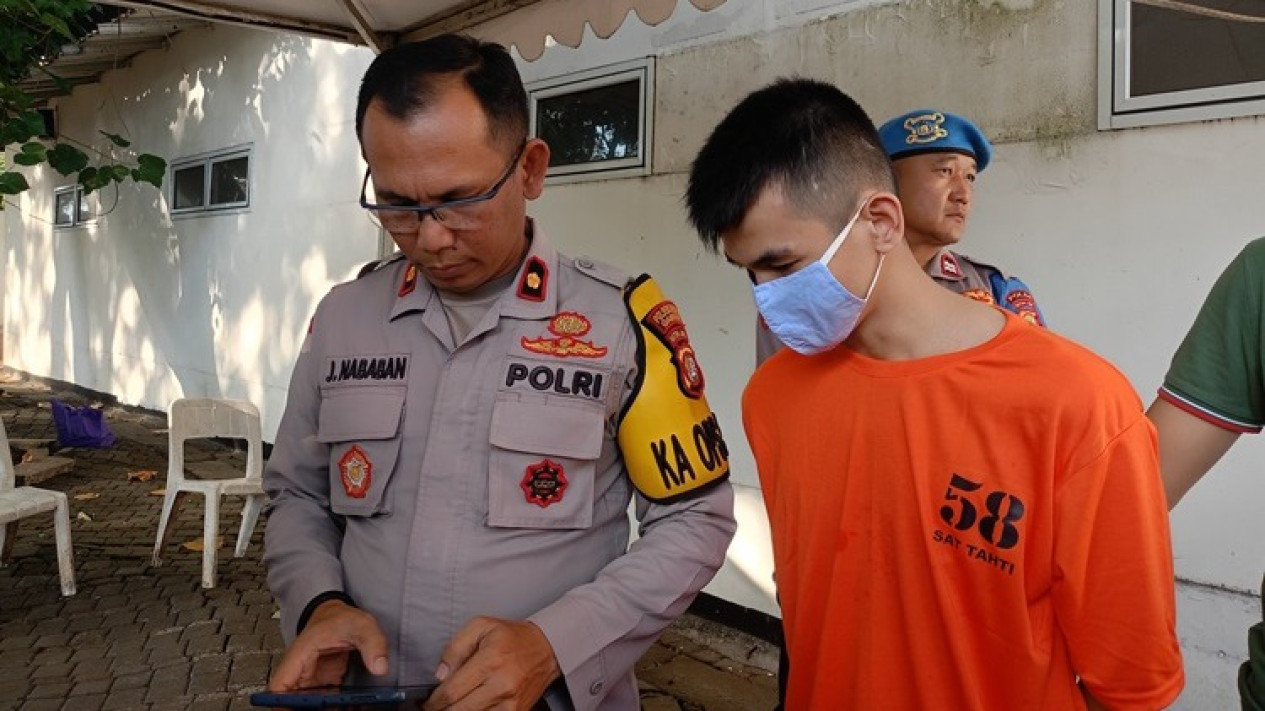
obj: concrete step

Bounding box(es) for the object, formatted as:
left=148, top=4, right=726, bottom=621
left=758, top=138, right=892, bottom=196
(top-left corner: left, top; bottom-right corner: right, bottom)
left=14, top=454, right=75, bottom=486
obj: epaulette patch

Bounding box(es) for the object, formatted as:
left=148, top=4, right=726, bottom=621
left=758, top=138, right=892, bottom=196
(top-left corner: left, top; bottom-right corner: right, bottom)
left=359, top=252, right=406, bottom=280
left=574, top=256, right=629, bottom=289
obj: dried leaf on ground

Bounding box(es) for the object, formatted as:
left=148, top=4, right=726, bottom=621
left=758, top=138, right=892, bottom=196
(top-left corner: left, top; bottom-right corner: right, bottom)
left=73, top=492, right=100, bottom=501
left=182, top=537, right=222, bottom=552
left=76, top=511, right=93, bottom=522
left=19, top=451, right=34, bottom=463
left=127, top=470, right=158, bottom=482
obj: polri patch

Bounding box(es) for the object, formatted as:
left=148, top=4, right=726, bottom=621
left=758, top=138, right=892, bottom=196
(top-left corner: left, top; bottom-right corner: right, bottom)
left=505, top=361, right=604, bottom=399
left=521, top=459, right=567, bottom=508
left=520, top=311, right=608, bottom=359
left=339, top=445, right=372, bottom=499
left=939, top=251, right=962, bottom=278
left=517, top=256, right=548, bottom=302
left=641, top=300, right=705, bottom=399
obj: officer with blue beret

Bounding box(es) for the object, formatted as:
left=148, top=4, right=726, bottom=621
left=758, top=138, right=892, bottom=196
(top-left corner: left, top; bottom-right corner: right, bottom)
left=877, top=109, right=1044, bottom=324
left=754, top=108, right=1045, bottom=364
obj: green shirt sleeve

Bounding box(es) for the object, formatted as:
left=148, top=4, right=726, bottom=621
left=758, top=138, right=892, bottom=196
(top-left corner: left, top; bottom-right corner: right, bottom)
left=1160, top=237, right=1265, bottom=433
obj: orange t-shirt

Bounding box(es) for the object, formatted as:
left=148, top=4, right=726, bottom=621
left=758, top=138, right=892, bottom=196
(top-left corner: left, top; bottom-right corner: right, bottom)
left=744, top=313, right=1183, bottom=710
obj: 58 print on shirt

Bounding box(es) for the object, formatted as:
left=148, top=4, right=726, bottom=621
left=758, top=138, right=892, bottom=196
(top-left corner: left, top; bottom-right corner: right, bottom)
left=931, top=473, right=1026, bottom=576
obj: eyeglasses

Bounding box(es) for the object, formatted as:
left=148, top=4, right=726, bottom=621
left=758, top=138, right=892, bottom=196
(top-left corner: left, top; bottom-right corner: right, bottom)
left=360, top=142, right=526, bottom=232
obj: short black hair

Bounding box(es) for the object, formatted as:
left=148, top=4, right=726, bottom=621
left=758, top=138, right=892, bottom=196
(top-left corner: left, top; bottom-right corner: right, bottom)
left=355, top=34, right=528, bottom=149
left=685, top=78, right=895, bottom=251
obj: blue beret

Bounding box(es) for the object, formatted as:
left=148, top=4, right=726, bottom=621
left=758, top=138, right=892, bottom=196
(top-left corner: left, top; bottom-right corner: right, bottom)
left=877, top=109, right=992, bottom=172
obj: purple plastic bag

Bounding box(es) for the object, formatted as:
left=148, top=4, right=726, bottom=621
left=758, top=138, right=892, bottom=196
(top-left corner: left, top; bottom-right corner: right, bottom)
left=50, top=398, right=116, bottom=448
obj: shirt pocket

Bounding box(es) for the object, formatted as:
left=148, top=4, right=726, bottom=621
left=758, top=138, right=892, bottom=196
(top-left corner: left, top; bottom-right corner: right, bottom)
left=487, top=395, right=605, bottom=529
left=316, top=386, right=406, bottom=516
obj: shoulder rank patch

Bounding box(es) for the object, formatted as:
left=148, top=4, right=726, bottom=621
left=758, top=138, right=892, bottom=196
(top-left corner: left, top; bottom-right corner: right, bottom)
left=517, top=256, right=548, bottom=302
left=521, top=459, right=568, bottom=508
left=642, top=300, right=705, bottom=398
left=573, top=256, right=629, bottom=289
left=1005, top=289, right=1042, bottom=325
left=339, top=445, right=372, bottom=499
left=619, top=274, right=729, bottom=503
left=904, top=111, right=948, bottom=145
left=521, top=312, right=609, bottom=358
left=939, top=251, right=963, bottom=278
left=398, top=264, right=418, bottom=297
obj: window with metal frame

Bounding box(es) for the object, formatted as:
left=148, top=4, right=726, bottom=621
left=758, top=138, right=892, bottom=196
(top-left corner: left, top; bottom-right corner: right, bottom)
left=1099, top=0, right=1265, bottom=129
left=527, top=58, right=653, bottom=182
left=170, top=146, right=251, bottom=215
left=53, top=185, right=91, bottom=228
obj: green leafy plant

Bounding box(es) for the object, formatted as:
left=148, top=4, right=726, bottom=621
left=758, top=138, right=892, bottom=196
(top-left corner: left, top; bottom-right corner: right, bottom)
left=0, top=1, right=166, bottom=199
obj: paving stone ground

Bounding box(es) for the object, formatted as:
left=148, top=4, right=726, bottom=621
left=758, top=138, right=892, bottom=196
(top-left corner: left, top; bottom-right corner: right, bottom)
left=0, top=369, right=778, bottom=710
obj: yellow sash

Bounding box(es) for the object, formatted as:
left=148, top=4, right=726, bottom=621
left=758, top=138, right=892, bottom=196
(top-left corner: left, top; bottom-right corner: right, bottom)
left=618, top=275, right=729, bottom=502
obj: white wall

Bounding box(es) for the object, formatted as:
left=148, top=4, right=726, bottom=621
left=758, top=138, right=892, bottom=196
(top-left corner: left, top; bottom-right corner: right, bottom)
left=2, top=26, right=379, bottom=435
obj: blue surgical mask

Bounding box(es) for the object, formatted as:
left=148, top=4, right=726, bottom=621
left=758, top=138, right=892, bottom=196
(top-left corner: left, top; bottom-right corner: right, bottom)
left=753, top=202, right=883, bottom=355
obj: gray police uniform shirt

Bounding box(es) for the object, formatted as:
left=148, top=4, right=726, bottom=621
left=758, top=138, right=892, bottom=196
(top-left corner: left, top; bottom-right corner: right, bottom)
left=262, top=224, right=736, bottom=711
left=925, top=247, right=1006, bottom=300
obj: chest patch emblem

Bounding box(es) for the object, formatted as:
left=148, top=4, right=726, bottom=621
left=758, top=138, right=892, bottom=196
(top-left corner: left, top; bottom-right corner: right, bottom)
left=521, top=311, right=609, bottom=359
left=641, top=300, right=705, bottom=398
left=961, top=288, right=995, bottom=305
left=339, top=445, right=373, bottom=499
left=521, top=459, right=568, bottom=508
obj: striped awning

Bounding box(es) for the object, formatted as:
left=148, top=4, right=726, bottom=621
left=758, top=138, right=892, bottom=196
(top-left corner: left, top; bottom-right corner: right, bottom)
left=102, top=0, right=730, bottom=56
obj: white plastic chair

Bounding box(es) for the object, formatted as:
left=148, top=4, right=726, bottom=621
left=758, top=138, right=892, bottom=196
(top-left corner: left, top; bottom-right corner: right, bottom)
left=0, top=417, right=76, bottom=596
left=151, top=398, right=264, bottom=589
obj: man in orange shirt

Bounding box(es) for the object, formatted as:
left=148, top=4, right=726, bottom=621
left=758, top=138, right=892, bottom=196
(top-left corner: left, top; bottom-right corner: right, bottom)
left=685, top=78, right=1183, bottom=709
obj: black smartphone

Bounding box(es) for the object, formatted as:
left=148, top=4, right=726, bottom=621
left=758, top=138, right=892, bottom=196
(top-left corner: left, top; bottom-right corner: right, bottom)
left=250, top=683, right=436, bottom=708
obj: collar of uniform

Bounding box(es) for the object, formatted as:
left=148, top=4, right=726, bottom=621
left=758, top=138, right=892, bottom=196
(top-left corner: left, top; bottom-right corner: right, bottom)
left=500, top=220, right=559, bottom=321
left=925, top=247, right=966, bottom=282
left=387, top=259, right=439, bottom=321
left=385, top=220, right=558, bottom=322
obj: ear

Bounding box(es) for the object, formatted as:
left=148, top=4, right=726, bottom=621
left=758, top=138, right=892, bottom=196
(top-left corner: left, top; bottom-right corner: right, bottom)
left=520, top=137, right=551, bottom=200
left=863, top=191, right=904, bottom=255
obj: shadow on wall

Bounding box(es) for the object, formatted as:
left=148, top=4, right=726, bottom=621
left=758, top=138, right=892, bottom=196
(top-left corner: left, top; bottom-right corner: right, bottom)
left=11, top=27, right=374, bottom=419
